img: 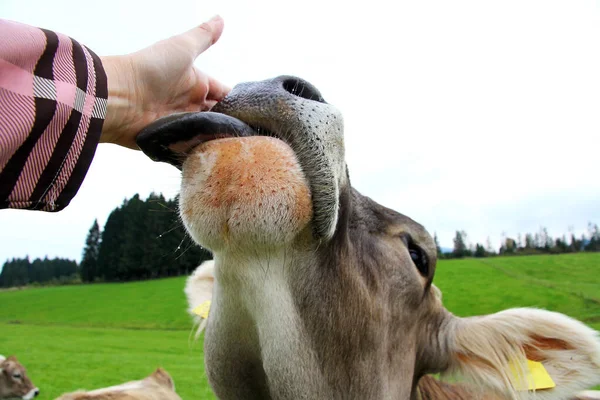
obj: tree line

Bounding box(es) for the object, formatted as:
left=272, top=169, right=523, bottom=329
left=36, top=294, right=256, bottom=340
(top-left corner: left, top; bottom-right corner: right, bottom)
left=1, top=192, right=599, bottom=288
left=0, top=257, right=78, bottom=288
left=437, top=223, right=600, bottom=259
left=0, top=193, right=211, bottom=288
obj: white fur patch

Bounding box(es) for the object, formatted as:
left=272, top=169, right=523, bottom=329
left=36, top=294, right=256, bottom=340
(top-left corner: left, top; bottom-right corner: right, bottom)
left=22, top=388, right=39, bottom=400
left=197, top=252, right=302, bottom=334
left=204, top=252, right=323, bottom=397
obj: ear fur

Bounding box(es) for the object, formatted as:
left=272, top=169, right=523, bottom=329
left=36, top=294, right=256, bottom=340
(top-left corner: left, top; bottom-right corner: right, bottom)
left=184, top=260, right=215, bottom=335
left=149, top=368, right=175, bottom=390
left=444, top=308, right=600, bottom=400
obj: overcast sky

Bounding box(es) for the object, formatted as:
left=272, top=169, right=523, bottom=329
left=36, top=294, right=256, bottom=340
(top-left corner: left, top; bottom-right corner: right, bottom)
left=1, top=0, right=599, bottom=264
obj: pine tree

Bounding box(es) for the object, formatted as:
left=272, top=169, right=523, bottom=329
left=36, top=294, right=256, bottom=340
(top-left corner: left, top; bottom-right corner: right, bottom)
left=525, top=234, right=535, bottom=250
left=118, top=194, right=149, bottom=280
left=485, top=237, right=495, bottom=255
left=586, top=222, right=600, bottom=251
left=474, top=243, right=486, bottom=258
left=452, top=231, right=468, bottom=258
left=142, top=193, right=173, bottom=279
left=433, top=233, right=443, bottom=258
left=80, top=220, right=101, bottom=282
left=0, top=260, right=10, bottom=287
left=97, top=205, right=127, bottom=281
left=570, top=233, right=580, bottom=252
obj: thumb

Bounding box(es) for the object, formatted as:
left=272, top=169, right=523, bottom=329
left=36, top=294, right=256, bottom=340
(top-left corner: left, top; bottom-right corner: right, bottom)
left=178, top=15, right=225, bottom=58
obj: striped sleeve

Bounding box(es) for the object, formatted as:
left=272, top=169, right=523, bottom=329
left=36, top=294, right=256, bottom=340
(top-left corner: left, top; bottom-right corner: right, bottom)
left=0, top=19, right=107, bottom=212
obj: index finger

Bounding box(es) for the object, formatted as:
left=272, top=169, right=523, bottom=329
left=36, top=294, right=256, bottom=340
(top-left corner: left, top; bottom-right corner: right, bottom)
left=206, top=75, right=231, bottom=102
left=183, top=15, right=225, bottom=57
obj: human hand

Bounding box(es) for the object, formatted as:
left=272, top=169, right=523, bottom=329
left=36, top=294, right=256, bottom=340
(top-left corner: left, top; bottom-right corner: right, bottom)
left=99, top=15, right=229, bottom=149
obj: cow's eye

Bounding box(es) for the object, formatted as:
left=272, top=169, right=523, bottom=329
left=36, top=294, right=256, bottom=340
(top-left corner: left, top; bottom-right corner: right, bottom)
left=409, top=246, right=429, bottom=277
left=12, top=373, right=21, bottom=379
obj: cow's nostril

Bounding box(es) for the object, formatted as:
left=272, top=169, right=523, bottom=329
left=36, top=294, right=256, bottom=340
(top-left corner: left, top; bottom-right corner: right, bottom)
left=34, top=389, right=40, bottom=397
left=282, top=78, right=326, bottom=103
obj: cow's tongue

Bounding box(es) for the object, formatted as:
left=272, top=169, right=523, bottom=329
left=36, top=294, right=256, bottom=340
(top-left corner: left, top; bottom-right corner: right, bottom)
left=136, top=111, right=255, bottom=169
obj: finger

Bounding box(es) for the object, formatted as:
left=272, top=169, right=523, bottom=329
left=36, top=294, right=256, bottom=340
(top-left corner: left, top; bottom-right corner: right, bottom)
left=179, top=15, right=225, bottom=58
left=206, top=75, right=231, bottom=102
left=203, top=100, right=218, bottom=111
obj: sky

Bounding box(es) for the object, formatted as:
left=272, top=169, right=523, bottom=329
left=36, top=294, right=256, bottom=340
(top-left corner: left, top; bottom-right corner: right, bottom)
left=1, top=0, right=599, bottom=264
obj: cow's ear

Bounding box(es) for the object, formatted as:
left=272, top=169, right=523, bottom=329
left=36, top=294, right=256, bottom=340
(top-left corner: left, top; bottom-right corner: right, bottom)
left=441, top=308, right=600, bottom=399
left=150, top=368, right=175, bottom=390
left=184, top=260, right=215, bottom=335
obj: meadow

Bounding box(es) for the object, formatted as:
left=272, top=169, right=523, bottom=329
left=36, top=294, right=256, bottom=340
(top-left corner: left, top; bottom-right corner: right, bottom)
left=1, top=253, right=599, bottom=399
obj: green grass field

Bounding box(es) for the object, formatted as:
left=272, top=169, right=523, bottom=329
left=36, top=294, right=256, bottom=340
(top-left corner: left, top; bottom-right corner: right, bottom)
left=1, top=253, right=599, bottom=399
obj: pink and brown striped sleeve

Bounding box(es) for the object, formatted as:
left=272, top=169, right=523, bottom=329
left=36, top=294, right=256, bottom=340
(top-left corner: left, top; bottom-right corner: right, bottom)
left=0, top=19, right=107, bottom=211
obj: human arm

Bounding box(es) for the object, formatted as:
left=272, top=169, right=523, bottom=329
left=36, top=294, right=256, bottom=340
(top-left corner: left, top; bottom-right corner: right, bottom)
left=0, top=16, right=227, bottom=211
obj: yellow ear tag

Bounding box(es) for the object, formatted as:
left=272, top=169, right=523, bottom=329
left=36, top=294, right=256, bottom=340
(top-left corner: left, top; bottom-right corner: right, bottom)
left=192, top=301, right=211, bottom=319
left=510, top=359, right=556, bottom=391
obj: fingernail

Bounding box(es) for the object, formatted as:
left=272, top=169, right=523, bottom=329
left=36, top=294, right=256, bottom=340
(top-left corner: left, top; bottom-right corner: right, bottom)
left=207, top=15, right=222, bottom=23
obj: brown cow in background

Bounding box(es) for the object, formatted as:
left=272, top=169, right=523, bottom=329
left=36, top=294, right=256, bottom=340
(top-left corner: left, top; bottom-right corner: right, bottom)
left=56, top=368, right=181, bottom=400
left=0, top=355, right=39, bottom=400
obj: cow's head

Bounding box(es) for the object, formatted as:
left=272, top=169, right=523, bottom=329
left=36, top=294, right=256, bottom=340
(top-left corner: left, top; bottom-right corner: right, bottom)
left=55, top=368, right=180, bottom=400
left=0, top=355, right=39, bottom=400
left=139, top=76, right=600, bottom=399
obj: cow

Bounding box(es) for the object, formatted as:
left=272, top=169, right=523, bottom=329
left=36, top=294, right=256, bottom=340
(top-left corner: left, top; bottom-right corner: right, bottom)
left=137, top=76, right=600, bottom=399
left=56, top=368, right=181, bottom=400
left=0, top=355, right=39, bottom=400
